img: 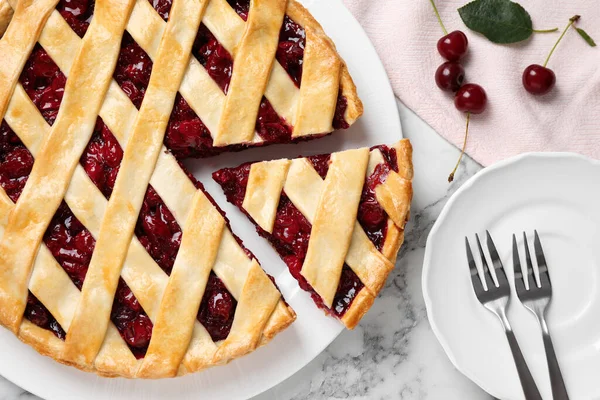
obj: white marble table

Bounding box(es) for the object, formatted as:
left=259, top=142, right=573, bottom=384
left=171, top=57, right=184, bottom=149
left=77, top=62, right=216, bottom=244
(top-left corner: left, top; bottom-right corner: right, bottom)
left=0, top=100, right=493, bottom=400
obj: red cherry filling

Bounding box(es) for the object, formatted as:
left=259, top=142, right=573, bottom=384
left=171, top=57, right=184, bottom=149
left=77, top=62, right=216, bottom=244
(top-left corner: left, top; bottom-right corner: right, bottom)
left=227, top=0, right=250, bottom=21
left=113, top=32, right=153, bottom=109
left=44, top=203, right=92, bottom=291
left=149, top=0, right=172, bottom=21
left=332, top=91, right=349, bottom=130
left=164, top=94, right=223, bottom=159
left=135, top=186, right=182, bottom=275
left=192, top=24, right=234, bottom=93
left=198, top=272, right=237, bottom=341
left=80, top=118, right=123, bottom=198
left=212, top=164, right=251, bottom=205
left=19, top=45, right=66, bottom=126
left=0, top=125, right=33, bottom=202
left=111, top=279, right=154, bottom=357
left=57, top=0, right=95, bottom=38
left=276, top=16, right=306, bottom=87
left=357, top=146, right=397, bottom=250
left=255, top=98, right=292, bottom=143
left=25, top=293, right=66, bottom=339
left=0, top=122, right=32, bottom=202
left=307, top=154, right=331, bottom=179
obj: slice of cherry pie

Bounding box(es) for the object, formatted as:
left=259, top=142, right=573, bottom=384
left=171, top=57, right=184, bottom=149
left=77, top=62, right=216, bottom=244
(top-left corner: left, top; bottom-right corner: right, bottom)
left=213, top=140, right=413, bottom=328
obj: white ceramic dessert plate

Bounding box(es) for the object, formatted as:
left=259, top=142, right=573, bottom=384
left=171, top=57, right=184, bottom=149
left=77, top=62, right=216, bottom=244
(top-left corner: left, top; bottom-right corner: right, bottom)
left=0, top=0, right=403, bottom=399
left=424, top=152, right=600, bottom=400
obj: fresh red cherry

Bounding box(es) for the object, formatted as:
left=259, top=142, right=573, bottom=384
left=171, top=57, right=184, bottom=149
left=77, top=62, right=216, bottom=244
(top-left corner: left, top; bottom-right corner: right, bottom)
left=454, top=83, right=487, bottom=114
left=521, top=16, right=594, bottom=97
left=435, top=61, right=465, bottom=92
left=437, top=30, right=469, bottom=61
left=522, top=64, right=556, bottom=95
left=448, top=84, right=487, bottom=182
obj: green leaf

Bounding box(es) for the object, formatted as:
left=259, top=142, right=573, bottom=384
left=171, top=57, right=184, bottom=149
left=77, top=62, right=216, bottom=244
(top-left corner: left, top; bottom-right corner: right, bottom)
left=576, top=27, right=596, bottom=47
left=458, top=0, right=533, bottom=44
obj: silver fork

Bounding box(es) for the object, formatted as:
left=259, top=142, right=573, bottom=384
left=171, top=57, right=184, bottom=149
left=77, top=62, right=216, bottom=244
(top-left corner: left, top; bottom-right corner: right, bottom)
left=513, top=231, right=569, bottom=400
left=465, top=232, right=542, bottom=400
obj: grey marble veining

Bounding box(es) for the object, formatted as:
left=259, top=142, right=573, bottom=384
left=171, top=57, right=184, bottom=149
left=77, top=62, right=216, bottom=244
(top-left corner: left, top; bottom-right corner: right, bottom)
left=0, top=101, right=492, bottom=400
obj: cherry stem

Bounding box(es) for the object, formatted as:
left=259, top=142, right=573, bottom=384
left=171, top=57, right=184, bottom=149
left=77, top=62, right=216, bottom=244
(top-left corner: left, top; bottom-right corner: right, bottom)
left=429, top=0, right=448, bottom=35
left=532, top=28, right=559, bottom=33
left=448, top=112, right=470, bottom=183
left=543, top=15, right=580, bottom=67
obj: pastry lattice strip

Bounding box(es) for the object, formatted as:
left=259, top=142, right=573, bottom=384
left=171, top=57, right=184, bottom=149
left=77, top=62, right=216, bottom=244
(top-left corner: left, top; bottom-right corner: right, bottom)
left=0, top=0, right=295, bottom=377
left=215, top=140, right=413, bottom=329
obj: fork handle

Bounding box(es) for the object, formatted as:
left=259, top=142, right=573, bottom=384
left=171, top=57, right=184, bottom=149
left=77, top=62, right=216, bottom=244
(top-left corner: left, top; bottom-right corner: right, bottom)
left=505, top=330, right=543, bottom=400
left=542, top=330, right=569, bottom=400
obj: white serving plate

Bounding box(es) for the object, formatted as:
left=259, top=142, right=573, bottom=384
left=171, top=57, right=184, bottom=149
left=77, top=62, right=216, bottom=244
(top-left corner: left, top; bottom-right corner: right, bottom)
left=424, top=153, right=600, bottom=400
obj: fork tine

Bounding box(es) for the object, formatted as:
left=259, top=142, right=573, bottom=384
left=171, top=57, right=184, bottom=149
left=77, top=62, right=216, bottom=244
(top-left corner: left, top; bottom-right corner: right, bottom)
left=486, top=230, right=508, bottom=287
left=476, top=233, right=496, bottom=289
left=512, top=234, right=527, bottom=293
left=465, top=237, right=485, bottom=294
left=534, top=230, right=551, bottom=288
left=523, top=232, right=538, bottom=289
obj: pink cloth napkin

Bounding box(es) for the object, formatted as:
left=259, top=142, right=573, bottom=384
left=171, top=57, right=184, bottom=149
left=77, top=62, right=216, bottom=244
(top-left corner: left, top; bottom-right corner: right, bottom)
left=342, top=0, right=600, bottom=166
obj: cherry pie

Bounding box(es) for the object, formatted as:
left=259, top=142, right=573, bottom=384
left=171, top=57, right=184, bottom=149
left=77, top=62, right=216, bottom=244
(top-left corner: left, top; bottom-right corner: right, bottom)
left=0, top=0, right=392, bottom=378
left=0, top=0, right=402, bottom=381
left=213, top=140, right=413, bottom=328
